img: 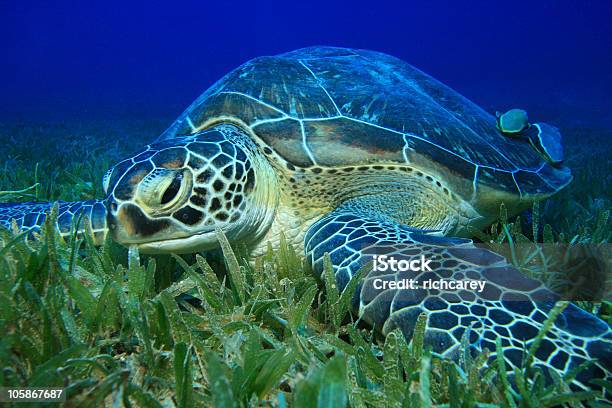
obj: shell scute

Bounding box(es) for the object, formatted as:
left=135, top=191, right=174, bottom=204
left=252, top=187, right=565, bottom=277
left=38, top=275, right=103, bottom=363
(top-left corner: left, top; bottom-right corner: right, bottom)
left=514, top=170, right=557, bottom=196
left=187, top=91, right=284, bottom=129
left=253, top=118, right=313, bottom=167
left=219, top=57, right=338, bottom=119
left=478, top=167, right=519, bottom=196
left=304, top=117, right=405, bottom=166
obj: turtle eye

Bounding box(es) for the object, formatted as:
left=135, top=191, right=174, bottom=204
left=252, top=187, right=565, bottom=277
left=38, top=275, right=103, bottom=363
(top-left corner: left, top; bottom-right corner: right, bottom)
left=137, top=168, right=192, bottom=215
left=161, top=173, right=183, bottom=205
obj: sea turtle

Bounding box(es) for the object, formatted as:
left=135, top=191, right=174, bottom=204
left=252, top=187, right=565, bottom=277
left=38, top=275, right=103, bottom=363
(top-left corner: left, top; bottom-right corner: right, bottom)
left=1, top=46, right=610, bottom=393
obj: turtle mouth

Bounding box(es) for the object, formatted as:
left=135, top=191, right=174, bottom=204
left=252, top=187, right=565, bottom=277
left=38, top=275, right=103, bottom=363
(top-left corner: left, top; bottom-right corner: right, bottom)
left=134, top=229, right=218, bottom=254
left=107, top=202, right=219, bottom=254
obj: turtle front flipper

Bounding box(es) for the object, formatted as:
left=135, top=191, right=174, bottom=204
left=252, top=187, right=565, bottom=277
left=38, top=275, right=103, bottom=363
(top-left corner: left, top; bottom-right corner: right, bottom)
left=0, top=200, right=107, bottom=244
left=304, top=205, right=611, bottom=393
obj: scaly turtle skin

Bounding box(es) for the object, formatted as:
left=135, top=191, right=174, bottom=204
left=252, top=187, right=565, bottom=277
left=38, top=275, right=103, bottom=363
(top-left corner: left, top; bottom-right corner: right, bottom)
left=1, top=46, right=609, bottom=394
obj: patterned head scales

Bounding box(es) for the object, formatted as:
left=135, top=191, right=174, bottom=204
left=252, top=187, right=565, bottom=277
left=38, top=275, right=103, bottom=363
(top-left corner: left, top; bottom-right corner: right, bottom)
left=103, top=125, right=258, bottom=252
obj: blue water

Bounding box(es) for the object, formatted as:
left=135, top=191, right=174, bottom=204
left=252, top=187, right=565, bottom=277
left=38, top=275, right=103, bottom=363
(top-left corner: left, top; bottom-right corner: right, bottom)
left=1, top=0, right=611, bottom=128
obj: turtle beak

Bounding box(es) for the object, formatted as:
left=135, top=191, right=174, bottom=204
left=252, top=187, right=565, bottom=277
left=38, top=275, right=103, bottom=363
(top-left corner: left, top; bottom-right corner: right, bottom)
left=107, top=201, right=173, bottom=245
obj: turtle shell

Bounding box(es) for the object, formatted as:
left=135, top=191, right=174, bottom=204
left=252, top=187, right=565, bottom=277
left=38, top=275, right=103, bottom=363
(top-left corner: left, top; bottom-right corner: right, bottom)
left=158, top=46, right=571, bottom=201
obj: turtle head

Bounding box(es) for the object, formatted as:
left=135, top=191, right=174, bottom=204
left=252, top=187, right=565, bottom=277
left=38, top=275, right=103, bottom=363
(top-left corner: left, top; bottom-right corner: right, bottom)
left=104, top=124, right=278, bottom=253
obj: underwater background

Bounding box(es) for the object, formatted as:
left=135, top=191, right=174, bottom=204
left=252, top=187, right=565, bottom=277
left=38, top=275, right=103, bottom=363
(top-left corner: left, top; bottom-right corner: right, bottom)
left=1, top=0, right=610, bottom=240
left=1, top=0, right=611, bottom=125
left=0, top=0, right=611, bottom=406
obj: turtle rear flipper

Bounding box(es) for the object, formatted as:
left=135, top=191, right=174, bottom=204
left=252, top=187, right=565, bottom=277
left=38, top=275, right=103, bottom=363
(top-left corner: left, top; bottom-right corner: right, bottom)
left=523, top=123, right=565, bottom=165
